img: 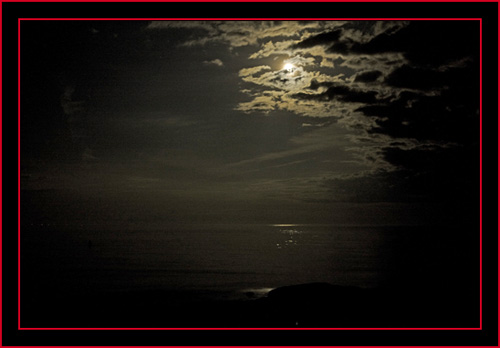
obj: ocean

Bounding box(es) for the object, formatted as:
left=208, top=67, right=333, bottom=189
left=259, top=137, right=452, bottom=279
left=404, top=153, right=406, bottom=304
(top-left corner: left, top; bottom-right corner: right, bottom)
left=20, top=223, right=479, bottom=327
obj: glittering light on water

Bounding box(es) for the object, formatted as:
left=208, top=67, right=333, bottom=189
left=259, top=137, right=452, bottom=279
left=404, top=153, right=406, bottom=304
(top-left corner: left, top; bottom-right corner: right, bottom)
left=273, top=226, right=303, bottom=249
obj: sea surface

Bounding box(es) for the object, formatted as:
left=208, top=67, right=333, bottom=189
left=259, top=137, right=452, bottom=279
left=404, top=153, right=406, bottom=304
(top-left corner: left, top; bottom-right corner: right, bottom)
left=21, top=223, right=478, bottom=305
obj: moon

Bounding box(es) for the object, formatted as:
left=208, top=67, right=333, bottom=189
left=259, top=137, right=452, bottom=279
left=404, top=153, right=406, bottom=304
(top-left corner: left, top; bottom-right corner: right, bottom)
left=283, top=63, right=295, bottom=72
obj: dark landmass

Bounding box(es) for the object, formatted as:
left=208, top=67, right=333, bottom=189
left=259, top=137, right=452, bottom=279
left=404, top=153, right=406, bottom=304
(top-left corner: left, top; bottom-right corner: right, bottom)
left=21, top=281, right=478, bottom=328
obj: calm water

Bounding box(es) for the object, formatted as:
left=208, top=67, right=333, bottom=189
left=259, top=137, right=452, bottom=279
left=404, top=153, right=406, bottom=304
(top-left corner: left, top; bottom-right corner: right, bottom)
left=21, top=223, right=477, bottom=303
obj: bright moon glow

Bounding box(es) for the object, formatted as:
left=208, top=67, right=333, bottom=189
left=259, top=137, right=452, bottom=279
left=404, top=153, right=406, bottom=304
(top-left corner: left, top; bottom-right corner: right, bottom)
left=283, top=63, right=295, bottom=71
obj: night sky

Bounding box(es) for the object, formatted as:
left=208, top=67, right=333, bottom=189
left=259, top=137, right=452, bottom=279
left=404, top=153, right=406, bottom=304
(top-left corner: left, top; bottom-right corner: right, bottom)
left=21, top=20, right=480, bottom=228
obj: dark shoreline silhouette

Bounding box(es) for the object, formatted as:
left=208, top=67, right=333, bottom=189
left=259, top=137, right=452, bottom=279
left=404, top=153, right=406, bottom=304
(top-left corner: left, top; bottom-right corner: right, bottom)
left=21, top=281, right=478, bottom=328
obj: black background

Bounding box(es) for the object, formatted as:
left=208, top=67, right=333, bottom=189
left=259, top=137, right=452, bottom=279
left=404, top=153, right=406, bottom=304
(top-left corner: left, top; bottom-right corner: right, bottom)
left=3, top=1, right=498, bottom=346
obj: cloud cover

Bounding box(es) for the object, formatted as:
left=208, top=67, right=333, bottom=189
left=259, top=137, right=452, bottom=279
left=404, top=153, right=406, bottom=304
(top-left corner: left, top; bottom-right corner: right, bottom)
left=156, top=20, right=479, bottom=204
left=21, top=19, right=480, bottom=227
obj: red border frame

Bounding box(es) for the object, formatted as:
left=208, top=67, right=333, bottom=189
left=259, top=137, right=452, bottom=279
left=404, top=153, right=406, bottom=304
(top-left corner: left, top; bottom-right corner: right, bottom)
left=13, top=16, right=485, bottom=333
left=1, top=0, right=499, bottom=3
left=0, top=0, right=3, bottom=344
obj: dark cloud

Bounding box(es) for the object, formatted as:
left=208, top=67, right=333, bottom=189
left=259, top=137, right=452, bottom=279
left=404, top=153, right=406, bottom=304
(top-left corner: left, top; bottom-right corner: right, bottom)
left=356, top=54, right=478, bottom=144
left=384, top=66, right=447, bottom=90
left=289, top=21, right=477, bottom=74
left=294, top=84, right=380, bottom=104
left=291, top=21, right=479, bottom=188
left=322, top=139, right=478, bottom=208
left=292, top=29, right=343, bottom=48
left=328, top=41, right=351, bottom=55
left=308, top=78, right=335, bottom=91
left=358, top=92, right=478, bottom=144
left=327, top=21, right=478, bottom=68
left=384, top=63, right=477, bottom=91
left=354, top=70, right=383, bottom=83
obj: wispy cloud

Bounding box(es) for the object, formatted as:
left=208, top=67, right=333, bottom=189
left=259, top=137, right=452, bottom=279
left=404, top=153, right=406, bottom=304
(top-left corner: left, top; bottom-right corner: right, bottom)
left=203, top=58, right=224, bottom=66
